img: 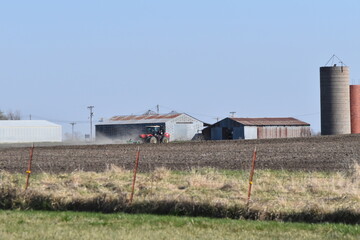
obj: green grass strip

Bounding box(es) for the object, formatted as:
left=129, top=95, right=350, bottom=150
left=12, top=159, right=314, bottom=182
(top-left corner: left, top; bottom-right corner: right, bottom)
left=0, top=210, right=359, bottom=240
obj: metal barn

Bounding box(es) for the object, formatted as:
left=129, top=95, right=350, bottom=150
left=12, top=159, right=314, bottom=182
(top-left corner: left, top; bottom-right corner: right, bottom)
left=0, top=120, right=62, bottom=143
left=96, top=112, right=204, bottom=142
left=205, top=117, right=311, bottom=140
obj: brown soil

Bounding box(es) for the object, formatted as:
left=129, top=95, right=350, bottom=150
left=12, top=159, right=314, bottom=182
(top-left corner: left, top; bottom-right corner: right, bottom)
left=0, top=134, right=359, bottom=174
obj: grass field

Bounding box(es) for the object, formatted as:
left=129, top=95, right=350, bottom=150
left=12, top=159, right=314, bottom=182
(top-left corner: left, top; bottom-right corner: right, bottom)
left=0, top=210, right=359, bottom=240
left=0, top=166, right=359, bottom=223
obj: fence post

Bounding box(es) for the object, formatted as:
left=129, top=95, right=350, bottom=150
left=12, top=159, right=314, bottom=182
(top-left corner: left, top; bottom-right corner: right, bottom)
left=25, top=143, right=35, bottom=190
left=247, top=147, right=257, bottom=204
left=129, top=147, right=140, bottom=204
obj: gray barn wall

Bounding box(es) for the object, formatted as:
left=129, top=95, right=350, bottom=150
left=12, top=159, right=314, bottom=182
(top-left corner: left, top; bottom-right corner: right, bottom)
left=166, top=114, right=203, bottom=141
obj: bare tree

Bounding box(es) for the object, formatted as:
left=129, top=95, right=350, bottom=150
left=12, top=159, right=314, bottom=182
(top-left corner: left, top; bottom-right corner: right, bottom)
left=7, top=110, right=21, bottom=120
left=0, top=110, right=7, bottom=120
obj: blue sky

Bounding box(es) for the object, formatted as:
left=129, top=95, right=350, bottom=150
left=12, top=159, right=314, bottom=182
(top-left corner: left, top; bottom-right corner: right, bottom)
left=1, top=1, right=359, bottom=138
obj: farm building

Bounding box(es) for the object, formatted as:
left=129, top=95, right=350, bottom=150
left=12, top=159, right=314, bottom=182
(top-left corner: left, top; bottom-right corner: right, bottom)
left=203, top=117, right=311, bottom=140
left=96, top=112, right=204, bottom=142
left=0, top=120, right=62, bottom=143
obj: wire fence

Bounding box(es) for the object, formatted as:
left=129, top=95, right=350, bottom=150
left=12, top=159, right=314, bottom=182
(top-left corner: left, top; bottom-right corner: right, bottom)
left=0, top=139, right=359, bottom=221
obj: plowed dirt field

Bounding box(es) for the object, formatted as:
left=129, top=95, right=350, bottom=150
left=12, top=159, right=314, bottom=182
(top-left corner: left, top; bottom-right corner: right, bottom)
left=0, top=134, right=359, bottom=173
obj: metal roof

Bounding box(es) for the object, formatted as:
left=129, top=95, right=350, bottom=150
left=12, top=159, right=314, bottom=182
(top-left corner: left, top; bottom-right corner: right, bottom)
left=230, top=117, right=310, bottom=126
left=0, top=120, right=61, bottom=127
left=98, top=113, right=184, bottom=125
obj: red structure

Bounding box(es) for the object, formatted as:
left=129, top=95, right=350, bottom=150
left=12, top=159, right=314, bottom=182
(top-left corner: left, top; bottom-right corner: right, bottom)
left=350, top=85, right=360, bottom=134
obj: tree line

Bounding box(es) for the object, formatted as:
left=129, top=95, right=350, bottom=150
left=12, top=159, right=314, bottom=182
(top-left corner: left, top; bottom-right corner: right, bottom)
left=0, top=110, right=21, bottom=120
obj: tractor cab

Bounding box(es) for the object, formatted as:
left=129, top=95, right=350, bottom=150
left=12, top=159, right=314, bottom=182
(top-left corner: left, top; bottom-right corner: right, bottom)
left=146, top=126, right=162, bottom=135
left=139, top=125, right=170, bottom=143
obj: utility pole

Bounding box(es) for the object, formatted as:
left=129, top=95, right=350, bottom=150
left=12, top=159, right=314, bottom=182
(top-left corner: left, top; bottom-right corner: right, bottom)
left=156, top=104, right=159, bottom=114
left=87, top=106, right=94, bottom=141
left=70, top=122, right=76, bottom=140
left=230, top=112, right=236, bottom=118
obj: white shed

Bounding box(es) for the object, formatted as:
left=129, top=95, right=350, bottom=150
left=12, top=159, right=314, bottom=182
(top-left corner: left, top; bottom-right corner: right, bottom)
left=0, top=120, right=62, bottom=143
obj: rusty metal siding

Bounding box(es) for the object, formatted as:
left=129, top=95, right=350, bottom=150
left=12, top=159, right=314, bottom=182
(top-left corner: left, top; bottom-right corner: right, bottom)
left=110, top=113, right=181, bottom=122
left=231, top=117, right=309, bottom=126
left=350, top=85, right=360, bottom=134
left=256, top=126, right=311, bottom=139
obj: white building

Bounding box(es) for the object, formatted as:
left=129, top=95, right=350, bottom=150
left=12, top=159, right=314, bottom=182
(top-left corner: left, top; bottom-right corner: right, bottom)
left=0, top=120, right=62, bottom=143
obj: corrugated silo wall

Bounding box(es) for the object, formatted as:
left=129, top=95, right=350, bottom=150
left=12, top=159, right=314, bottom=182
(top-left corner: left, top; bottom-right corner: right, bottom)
left=255, top=126, right=311, bottom=139
left=166, top=115, right=203, bottom=141
left=350, top=85, right=360, bottom=134
left=320, top=66, right=351, bottom=135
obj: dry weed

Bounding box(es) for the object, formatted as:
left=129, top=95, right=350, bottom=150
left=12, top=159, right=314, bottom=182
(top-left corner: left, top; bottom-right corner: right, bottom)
left=0, top=166, right=359, bottom=222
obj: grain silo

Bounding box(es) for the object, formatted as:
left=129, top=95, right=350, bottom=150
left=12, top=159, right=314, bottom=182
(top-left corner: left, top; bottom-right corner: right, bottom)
left=320, top=66, right=351, bottom=135
left=350, top=85, right=360, bottom=134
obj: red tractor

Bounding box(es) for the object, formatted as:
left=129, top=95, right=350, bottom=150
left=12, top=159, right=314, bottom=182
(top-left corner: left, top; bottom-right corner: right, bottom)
left=139, top=125, right=170, bottom=143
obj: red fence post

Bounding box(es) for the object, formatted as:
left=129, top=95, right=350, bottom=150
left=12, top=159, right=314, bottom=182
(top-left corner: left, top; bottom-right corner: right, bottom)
left=25, top=143, right=35, bottom=190
left=129, top=147, right=140, bottom=204
left=247, top=147, right=257, bottom=204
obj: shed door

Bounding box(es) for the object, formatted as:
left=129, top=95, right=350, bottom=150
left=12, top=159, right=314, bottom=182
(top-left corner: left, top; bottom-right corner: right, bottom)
left=173, top=124, right=189, bottom=141
left=222, top=127, right=233, bottom=140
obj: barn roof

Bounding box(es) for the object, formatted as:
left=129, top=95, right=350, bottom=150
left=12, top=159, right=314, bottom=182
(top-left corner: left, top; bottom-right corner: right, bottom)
left=0, top=120, right=61, bottom=127
left=109, top=113, right=181, bottom=122
left=230, top=117, right=310, bottom=126
left=98, top=113, right=200, bottom=125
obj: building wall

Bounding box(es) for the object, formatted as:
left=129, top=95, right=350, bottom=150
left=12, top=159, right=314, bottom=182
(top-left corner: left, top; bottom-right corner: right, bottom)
left=211, top=127, right=222, bottom=140
left=256, top=126, right=311, bottom=139
left=0, top=126, right=62, bottom=143
left=244, top=126, right=258, bottom=139
left=233, top=127, right=244, bottom=139
left=166, top=114, right=204, bottom=141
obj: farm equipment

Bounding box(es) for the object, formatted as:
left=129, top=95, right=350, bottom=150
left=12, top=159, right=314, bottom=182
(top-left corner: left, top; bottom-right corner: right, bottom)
left=139, top=125, right=170, bottom=143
